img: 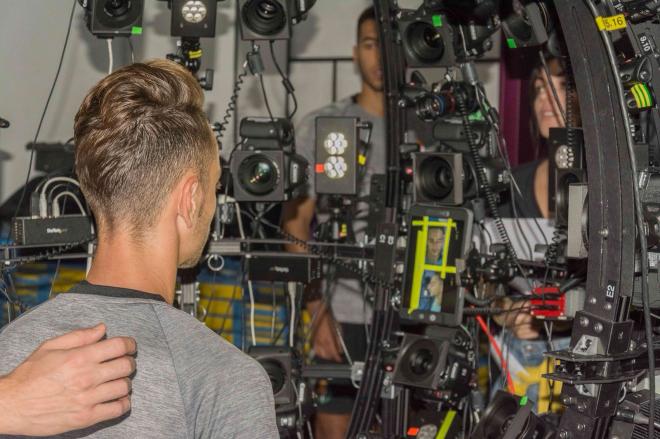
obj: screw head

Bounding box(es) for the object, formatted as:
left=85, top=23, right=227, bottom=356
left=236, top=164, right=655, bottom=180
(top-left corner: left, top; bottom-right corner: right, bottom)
left=594, top=322, right=603, bottom=333
left=599, top=228, right=609, bottom=238
left=588, top=296, right=597, bottom=305
left=579, top=316, right=589, bottom=327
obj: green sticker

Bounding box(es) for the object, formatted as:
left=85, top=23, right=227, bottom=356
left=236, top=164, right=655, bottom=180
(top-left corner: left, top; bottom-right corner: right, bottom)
left=520, top=395, right=528, bottom=406
left=506, top=38, right=517, bottom=49
left=131, top=26, right=143, bottom=35
left=432, top=15, right=443, bottom=27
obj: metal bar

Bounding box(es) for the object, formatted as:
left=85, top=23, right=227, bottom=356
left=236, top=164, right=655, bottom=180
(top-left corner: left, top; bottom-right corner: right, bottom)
left=550, top=0, right=637, bottom=437
left=289, top=56, right=500, bottom=64
left=289, top=56, right=354, bottom=63
left=331, top=59, right=338, bottom=102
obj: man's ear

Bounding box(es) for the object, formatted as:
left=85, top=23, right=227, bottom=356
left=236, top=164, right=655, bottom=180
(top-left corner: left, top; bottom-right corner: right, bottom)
left=178, top=174, right=200, bottom=229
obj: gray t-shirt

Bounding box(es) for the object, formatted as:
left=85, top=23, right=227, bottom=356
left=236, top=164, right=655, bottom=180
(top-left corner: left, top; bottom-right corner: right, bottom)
left=295, top=96, right=385, bottom=324
left=0, top=282, right=278, bottom=439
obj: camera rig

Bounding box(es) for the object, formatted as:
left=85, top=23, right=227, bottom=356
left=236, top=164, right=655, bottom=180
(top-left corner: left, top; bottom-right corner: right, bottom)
left=3, top=1, right=660, bottom=438
left=339, top=0, right=660, bottom=437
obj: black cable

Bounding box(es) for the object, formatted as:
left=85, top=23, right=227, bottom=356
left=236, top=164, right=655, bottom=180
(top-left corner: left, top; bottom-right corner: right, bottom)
left=216, top=64, right=248, bottom=140
left=268, top=40, right=298, bottom=118
left=258, top=73, right=275, bottom=121
left=464, top=291, right=497, bottom=307
left=545, top=320, right=558, bottom=413
left=543, top=226, right=565, bottom=285
left=465, top=305, right=546, bottom=315
left=458, top=93, right=527, bottom=282
left=0, top=273, right=17, bottom=322
left=540, top=55, right=572, bottom=286
left=48, top=195, right=72, bottom=298
left=479, top=221, right=493, bottom=250
left=259, top=218, right=394, bottom=290
left=10, top=0, right=77, bottom=237
left=4, top=238, right=93, bottom=267
left=511, top=192, right=534, bottom=260
left=539, top=51, right=567, bottom=126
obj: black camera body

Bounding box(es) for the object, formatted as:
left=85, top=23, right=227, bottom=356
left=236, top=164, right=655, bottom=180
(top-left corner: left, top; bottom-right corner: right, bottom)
left=412, top=152, right=464, bottom=205
left=82, top=0, right=144, bottom=38
left=548, top=127, right=586, bottom=226
left=398, top=8, right=456, bottom=68
left=248, top=345, right=299, bottom=413
left=392, top=328, right=473, bottom=404
left=238, top=0, right=292, bottom=40
left=231, top=117, right=307, bottom=202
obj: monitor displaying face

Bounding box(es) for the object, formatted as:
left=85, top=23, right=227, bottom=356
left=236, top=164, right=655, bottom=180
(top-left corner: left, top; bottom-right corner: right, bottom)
left=402, top=210, right=469, bottom=326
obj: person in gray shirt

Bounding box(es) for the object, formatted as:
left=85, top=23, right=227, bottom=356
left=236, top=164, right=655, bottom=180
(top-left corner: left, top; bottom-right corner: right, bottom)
left=0, top=60, right=277, bottom=438
left=281, top=6, right=384, bottom=438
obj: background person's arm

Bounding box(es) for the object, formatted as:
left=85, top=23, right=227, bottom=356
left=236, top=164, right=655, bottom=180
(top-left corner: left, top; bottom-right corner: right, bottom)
left=491, top=297, right=540, bottom=339
left=282, top=196, right=343, bottom=362
left=0, top=324, right=136, bottom=436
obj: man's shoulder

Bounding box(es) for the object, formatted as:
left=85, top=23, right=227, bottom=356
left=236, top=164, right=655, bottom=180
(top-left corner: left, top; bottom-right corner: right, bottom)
left=155, top=306, right=277, bottom=437
left=155, top=305, right=264, bottom=372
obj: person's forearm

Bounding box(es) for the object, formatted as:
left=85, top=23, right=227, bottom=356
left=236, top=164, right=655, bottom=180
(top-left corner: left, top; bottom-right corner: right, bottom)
left=306, top=297, right=325, bottom=315
left=491, top=297, right=510, bottom=327
left=282, top=197, right=320, bottom=302
left=0, top=375, right=20, bottom=435
left=281, top=197, right=314, bottom=253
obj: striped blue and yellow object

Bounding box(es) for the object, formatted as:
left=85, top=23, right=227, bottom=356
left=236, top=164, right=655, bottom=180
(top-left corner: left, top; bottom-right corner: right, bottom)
left=2, top=258, right=296, bottom=348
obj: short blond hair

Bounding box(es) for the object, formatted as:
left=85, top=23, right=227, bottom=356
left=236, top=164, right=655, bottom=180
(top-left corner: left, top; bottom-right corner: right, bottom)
left=74, top=59, right=215, bottom=233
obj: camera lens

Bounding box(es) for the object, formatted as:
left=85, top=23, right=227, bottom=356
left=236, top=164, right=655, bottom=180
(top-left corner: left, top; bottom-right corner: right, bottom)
left=406, top=22, right=445, bottom=64
left=418, top=155, right=454, bottom=201
left=238, top=154, right=280, bottom=195
left=256, top=1, right=277, bottom=19
left=104, top=0, right=130, bottom=17
left=409, top=348, right=434, bottom=376
left=260, top=359, right=286, bottom=394
left=416, top=93, right=444, bottom=121
left=242, top=0, right=287, bottom=36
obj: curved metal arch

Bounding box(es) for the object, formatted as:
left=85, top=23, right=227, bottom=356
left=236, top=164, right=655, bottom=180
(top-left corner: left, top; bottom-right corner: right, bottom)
left=553, top=1, right=636, bottom=437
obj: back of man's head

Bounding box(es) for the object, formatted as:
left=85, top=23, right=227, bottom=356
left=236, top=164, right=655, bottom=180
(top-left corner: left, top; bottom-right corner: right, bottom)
left=74, top=59, right=215, bottom=236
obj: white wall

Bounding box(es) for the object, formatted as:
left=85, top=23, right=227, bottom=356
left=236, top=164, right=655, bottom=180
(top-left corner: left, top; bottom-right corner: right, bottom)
left=0, top=0, right=500, bottom=202
left=0, top=0, right=237, bottom=200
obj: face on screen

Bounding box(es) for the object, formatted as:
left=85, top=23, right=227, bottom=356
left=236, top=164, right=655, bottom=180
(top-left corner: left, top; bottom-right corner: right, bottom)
left=404, top=216, right=464, bottom=317
left=426, top=227, right=445, bottom=265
